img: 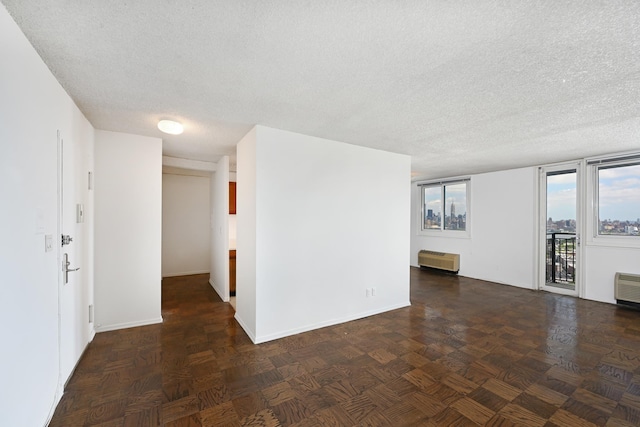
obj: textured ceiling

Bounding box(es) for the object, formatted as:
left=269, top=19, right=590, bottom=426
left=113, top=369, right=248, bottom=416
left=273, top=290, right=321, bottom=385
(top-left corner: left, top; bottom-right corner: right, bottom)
left=3, top=1, right=640, bottom=178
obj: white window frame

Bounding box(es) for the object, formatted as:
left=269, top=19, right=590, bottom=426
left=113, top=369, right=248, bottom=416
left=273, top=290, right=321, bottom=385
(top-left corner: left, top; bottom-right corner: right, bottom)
left=588, top=153, right=640, bottom=248
left=417, top=178, right=470, bottom=238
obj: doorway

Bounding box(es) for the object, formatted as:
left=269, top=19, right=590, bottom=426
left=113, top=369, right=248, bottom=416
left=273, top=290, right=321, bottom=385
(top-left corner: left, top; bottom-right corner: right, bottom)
left=539, top=164, right=580, bottom=296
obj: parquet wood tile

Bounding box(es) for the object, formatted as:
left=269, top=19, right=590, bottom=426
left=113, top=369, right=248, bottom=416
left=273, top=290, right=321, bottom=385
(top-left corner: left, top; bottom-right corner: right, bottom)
left=511, top=392, right=558, bottom=419
left=497, top=403, right=547, bottom=427
left=49, top=268, right=640, bottom=426
left=449, top=396, right=494, bottom=424
left=407, top=391, right=446, bottom=417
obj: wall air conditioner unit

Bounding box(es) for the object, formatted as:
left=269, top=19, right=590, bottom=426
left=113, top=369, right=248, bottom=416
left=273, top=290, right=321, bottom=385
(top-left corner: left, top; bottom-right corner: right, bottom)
left=418, top=250, right=459, bottom=274
left=615, top=272, right=640, bottom=306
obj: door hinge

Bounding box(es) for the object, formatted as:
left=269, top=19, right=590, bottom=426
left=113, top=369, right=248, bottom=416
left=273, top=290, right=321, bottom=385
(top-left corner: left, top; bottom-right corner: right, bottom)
left=88, top=304, right=94, bottom=323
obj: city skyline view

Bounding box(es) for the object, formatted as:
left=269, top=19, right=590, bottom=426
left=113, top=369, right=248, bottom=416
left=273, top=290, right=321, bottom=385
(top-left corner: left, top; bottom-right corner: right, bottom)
left=547, top=165, right=640, bottom=236
left=547, top=165, right=640, bottom=223
left=423, top=183, right=467, bottom=230
left=423, top=185, right=467, bottom=217
left=599, top=164, right=640, bottom=222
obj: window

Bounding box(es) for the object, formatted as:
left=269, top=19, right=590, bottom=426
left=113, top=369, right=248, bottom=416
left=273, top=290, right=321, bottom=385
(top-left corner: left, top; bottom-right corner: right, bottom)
left=420, top=179, right=469, bottom=232
left=595, top=161, right=640, bottom=236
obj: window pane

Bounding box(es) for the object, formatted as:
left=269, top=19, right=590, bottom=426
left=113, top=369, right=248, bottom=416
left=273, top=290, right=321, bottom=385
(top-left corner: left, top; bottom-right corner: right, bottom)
left=423, top=186, right=441, bottom=230
left=546, top=172, right=576, bottom=233
left=444, top=183, right=466, bottom=231
left=598, top=164, right=640, bottom=235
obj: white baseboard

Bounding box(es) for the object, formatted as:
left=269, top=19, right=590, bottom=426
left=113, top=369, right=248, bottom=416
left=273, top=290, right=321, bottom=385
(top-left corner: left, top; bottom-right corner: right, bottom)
left=46, top=325, right=98, bottom=426
left=209, top=278, right=228, bottom=302
left=94, top=316, right=163, bottom=333
left=44, top=385, right=63, bottom=427
left=252, top=301, right=411, bottom=344
left=162, top=270, right=210, bottom=278
left=234, top=312, right=257, bottom=343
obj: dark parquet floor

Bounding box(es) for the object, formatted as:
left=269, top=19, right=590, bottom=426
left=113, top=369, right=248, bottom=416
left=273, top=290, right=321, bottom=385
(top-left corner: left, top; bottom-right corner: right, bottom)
left=49, top=268, right=640, bottom=426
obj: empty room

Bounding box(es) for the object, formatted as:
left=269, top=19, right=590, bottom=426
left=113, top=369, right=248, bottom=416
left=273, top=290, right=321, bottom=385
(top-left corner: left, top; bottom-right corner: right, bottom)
left=1, top=1, right=639, bottom=426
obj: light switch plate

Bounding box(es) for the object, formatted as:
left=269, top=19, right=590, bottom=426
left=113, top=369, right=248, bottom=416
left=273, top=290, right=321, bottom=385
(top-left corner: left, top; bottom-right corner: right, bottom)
left=45, top=234, right=54, bottom=252
left=77, top=203, right=84, bottom=223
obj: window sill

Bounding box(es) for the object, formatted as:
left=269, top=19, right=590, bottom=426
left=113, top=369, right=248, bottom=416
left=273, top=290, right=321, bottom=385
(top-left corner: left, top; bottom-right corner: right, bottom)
left=585, top=237, right=640, bottom=250
left=417, top=230, right=471, bottom=239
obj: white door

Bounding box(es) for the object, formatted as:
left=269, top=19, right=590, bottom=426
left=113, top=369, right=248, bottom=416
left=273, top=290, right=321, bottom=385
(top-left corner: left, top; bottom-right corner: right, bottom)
left=57, top=132, right=84, bottom=387
left=539, top=163, right=581, bottom=296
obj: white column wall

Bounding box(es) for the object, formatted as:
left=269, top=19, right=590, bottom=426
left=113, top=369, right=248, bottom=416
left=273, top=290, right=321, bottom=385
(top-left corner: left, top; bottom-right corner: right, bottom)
left=239, top=126, right=411, bottom=344
left=162, top=173, right=211, bottom=277
left=94, top=130, right=162, bottom=331
left=209, top=156, right=230, bottom=300
left=235, top=129, right=258, bottom=341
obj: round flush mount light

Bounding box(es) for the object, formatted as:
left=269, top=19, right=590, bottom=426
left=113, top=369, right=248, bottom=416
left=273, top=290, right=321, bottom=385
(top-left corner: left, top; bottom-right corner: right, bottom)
left=157, top=119, right=184, bottom=135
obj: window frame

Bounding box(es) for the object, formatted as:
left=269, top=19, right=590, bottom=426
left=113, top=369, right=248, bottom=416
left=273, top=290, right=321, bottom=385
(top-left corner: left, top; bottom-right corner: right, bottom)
left=417, top=178, right=470, bottom=238
left=589, top=154, right=640, bottom=247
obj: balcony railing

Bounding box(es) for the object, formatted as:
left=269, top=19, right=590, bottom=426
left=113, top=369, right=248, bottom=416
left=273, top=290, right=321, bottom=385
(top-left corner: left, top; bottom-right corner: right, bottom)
left=546, top=232, right=576, bottom=285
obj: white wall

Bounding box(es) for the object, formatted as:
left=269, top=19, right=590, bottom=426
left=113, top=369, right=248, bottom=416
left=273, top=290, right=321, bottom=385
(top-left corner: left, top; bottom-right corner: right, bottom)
left=209, top=156, right=230, bottom=300
left=0, top=5, right=94, bottom=425
left=236, top=130, right=258, bottom=339
left=583, top=246, right=640, bottom=303
left=411, top=167, right=537, bottom=289
left=94, top=130, right=162, bottom=331
left=162, top=173, right=211, bottom=277
left=236, top=126, right=411, bottom=343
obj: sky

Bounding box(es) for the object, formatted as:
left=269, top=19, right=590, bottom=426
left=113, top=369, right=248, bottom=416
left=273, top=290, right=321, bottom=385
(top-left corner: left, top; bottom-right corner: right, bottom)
left=546, top=173, right=576, bottom=221
left=599, top=164, right=640, bottom=222
left=547, top=164, right=640, bottom=222
left=424, top=183, right=467, bottom=216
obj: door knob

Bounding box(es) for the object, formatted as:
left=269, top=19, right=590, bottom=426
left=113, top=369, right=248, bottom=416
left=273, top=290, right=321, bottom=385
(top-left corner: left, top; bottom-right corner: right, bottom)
left=62, top=253, right=80, bottom=284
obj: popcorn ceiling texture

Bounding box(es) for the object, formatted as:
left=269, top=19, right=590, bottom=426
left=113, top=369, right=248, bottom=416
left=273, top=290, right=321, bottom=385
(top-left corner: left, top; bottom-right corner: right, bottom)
left=3, top=0, right=640, bottom=178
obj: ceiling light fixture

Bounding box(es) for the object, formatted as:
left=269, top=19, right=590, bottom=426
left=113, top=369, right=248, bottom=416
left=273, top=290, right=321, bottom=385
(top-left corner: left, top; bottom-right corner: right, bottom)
left=157, top=119, right=184, bottom=135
